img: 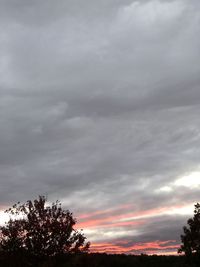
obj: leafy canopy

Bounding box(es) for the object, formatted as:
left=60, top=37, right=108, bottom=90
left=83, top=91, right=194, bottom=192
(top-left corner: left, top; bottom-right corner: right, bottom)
left=179, top=203, right=200, bottom=261
left=0, top=196, right=90, bottom=257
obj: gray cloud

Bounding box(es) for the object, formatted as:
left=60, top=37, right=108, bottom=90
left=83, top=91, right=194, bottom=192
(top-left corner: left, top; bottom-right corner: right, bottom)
left=0, top=0, right=200, bottom=253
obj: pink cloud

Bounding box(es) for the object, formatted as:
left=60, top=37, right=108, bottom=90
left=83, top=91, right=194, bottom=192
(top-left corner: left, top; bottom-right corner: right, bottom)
left=90, top=240, right=179, bottom=254
left=76, top=203, right=186, bottom=230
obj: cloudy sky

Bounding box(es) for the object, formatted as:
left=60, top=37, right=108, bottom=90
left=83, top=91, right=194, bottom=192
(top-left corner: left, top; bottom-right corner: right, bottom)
left=0, top=0, right=200, bottom=255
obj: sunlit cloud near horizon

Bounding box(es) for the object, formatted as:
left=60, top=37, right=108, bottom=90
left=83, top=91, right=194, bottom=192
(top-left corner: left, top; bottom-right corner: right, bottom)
left=0, top=0, right=200, bottom=255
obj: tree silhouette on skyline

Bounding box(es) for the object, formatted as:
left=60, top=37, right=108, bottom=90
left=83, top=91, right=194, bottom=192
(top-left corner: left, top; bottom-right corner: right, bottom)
left=179, top=203, right=200, bottom=264
left=0, top=195, right=90, bottom=257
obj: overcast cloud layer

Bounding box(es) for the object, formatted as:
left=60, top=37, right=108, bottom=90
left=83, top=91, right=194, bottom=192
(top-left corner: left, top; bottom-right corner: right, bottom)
left=0, top=0, right=200, bottom=254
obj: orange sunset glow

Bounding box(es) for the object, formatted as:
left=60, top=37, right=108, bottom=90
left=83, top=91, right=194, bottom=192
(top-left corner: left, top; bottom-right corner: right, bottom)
left=73, top=202, right=194, bottom=254
left=90, top=240, right=180, bottom=254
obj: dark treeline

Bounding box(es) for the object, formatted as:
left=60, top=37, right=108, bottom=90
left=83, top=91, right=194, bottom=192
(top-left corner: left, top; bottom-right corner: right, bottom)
left=0, top=196, right=200, bottom=267
left=0, top=252, right=193, bottom=267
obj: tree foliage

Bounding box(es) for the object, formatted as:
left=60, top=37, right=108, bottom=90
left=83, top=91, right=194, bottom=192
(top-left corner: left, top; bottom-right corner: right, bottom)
left=0, top=196, right=90, bottom=257
left=178, top=203, right=200, bottom=263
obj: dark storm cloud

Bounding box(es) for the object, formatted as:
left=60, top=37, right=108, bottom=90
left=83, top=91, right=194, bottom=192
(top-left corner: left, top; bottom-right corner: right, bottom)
left=0, top=0, right=200, bottom=253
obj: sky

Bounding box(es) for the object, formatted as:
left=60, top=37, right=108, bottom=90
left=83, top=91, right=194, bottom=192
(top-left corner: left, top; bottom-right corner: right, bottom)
left=0, top=0, right=200, bottom=255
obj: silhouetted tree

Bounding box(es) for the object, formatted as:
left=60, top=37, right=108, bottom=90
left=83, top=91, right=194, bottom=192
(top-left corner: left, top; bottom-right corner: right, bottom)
left=178, top=203, right=200, bottom=264
left=0, top=196, right=90, bottom=258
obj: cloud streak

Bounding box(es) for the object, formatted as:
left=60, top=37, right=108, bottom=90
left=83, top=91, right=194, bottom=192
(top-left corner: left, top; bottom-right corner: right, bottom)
left=0, top=0, right=200, bottom=254
left=90, top=240, right=180, bottom=254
